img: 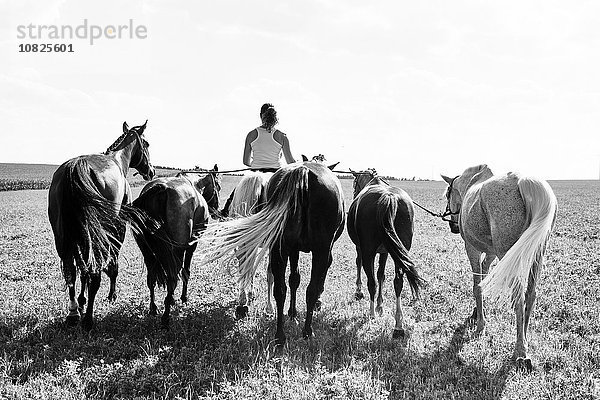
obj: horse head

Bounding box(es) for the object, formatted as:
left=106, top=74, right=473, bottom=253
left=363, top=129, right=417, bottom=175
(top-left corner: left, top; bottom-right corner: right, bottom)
left=441, top=164, right=493, bottom=234
left=301, top=154, right=339, bottom=171
left=123, top=120, right=155, bottom=181
left=350, top=168, right=379, bottom=198
left=202, top=165, right=222, bottom=219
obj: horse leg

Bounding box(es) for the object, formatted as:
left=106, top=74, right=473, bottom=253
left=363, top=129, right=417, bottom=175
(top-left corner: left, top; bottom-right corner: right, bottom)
left=181, top=243, right=196, bottom=304
left=64, top=259, right=80, bottom=325
left=392, top=260, right=407, bottom=339
left=265, top=259, right=274, bottom=315
left=237, top=281, right=250, bottom=319
left=161, top=277, right=177, bottom=329
left=77, top=272, right=87, bottom=314
left=106, top=223, right=125, bottom=303
left=466, top=243, right=485, bottom=334
left=288, top=250, right=300, bottom=321
left=303, top=249, right=332, bottom=339
left=361, top=251, right=377, bottom=318
left=271, top=246, right=289, bottom=346
left=514, top=295, right=531, bottom=371
left=354, top=246, right=364, bottom=300
left=147, top=267, right=158, bottom=316
left=236, top=247, right=257, bottom=318
left=81, top=273, right=101, bottom=332
left=375, top=253, right=388, bottom=316
left=516, top=258, right=541, bottom=373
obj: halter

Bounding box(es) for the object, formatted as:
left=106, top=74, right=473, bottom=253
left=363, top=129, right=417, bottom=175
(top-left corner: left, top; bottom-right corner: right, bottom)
left=202, top=172, right=220, bottom=207
left=129, top=132, right=151, bottom=171
left=183, top=170, right=220, bottom=211
left=441, top=176, right=461, bottom=222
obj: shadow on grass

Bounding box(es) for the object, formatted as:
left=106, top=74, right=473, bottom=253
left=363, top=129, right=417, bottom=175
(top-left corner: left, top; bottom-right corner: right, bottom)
left=1, top=300, right=511, bottom=399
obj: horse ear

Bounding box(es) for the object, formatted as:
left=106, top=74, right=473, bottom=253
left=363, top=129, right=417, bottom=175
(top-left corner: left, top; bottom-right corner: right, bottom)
left=212, top=164, right=218, bottom=172
left=301, top=155, right=308, bottom=162
left=350, top=168, right=357, bottom=177
left=441, top=174, right=453, bottom=184
left=327, top=162, right=339, bottom=171
left=137, top=120, right=148, bottom=134
left=123, top=121, right=129, bottom=133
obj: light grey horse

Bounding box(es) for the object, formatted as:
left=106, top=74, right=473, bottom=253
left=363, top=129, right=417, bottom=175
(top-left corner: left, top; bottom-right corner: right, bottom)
left=442, top=164, right=557, bottom=371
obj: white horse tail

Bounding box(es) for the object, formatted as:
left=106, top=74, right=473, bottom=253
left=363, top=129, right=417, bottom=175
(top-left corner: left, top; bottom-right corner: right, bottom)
left=480, top=177, right=557, bottom=307
left=200, top=166, right=309, bottom=291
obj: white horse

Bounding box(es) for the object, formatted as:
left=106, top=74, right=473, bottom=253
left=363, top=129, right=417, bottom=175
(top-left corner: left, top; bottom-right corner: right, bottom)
left=228, top=172, right=275, bottom=318
left=442, top=164, right=557, bottom=371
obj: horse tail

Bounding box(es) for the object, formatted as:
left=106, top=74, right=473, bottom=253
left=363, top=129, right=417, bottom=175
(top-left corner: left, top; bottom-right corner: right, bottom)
left=131, top=185, right=186, bottom=288
left=58, top=159, right=129, bottom=276
left=200, top=165, right=309, bottom=290
left=480, top=177, right=557, bottom=307
left=376, top=193, right=424, bottom=298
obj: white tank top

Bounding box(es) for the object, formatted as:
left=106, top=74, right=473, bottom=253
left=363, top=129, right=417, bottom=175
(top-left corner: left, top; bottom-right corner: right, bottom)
left=250, top=127, right=283, bottom=169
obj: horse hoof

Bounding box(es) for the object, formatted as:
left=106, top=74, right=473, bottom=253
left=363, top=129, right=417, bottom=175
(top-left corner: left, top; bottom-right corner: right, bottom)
left=392, top=329, right=405, bottom=340
left=516, top=357, right=533, bottom=373
left=275, top=335, right=286, bottom=347
left=149, top=308, right=158, bottom=316
left=235, top=305, right=249, bottom=319
left=302, top=328, right=314, bottom=340
left=81, top=318, right=94, bottom=332
left=107, top=294, right=117, bottom=303
left=66, top=314, right=80, bottom=326
left=355, top=292, right=364, bottom=301
left=180, top=296, right=188, bottom=304
left=314, top=300, right=322, bottom=312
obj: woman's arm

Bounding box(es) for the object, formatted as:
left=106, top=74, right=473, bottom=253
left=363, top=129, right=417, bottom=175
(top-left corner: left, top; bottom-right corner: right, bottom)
left=277, top=131, right=296, bottom=164
left=242, top=130, right=258, bottom=167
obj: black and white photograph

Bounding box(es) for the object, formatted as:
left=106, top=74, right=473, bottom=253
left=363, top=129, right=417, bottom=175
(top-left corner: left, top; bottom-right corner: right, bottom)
left=1, top=1, right=599, bottom=398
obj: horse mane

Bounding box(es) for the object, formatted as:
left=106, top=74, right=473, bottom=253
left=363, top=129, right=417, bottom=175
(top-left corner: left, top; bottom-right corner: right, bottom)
left=104, top=123, right=146, bottom=154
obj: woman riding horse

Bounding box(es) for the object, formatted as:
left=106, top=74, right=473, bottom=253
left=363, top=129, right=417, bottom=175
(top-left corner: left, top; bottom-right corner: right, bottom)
left=220, top=103, right=296, bottom=217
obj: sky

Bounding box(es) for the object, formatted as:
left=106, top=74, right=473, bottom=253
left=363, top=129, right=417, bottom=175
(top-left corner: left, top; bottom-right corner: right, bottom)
left=1, top=0, right=599, bottom=180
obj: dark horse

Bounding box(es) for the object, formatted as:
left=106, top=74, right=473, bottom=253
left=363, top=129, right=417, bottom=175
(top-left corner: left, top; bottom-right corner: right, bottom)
left=132, top=166, right=221, bottom=328
left=201, top=161, right=345, bottom=345
left=347, top=169, right=424, bottom=339
left=48, top=121, right=155, bottom=331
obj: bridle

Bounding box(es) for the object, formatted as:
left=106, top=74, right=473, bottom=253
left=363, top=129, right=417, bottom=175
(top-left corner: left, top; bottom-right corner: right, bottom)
left=130, top=132, right=151, bottom=173
left=202, top=172, right=220, bottom=208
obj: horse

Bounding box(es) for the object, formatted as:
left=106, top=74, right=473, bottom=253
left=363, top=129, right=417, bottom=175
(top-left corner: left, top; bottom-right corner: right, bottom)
left=227, top=171, right=275, bottom=318
left=442, top=164, right=557, bottom=371
left=48, top=120, right=155, bottom=331
left=132, top=166, right=221, bottom=328
left=201, top=160, right=345, bottom=345
left=347, top=169, right=425, bottom=339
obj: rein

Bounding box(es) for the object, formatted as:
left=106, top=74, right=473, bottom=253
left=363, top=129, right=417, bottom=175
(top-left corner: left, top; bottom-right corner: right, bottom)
left=180, top=167, right=253, bottom=175
left=343, top=168, right=460, bottom=223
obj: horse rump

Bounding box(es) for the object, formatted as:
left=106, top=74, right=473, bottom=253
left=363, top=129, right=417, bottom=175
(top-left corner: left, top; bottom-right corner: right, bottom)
left=51, top=158, right=129, bottom=279
left=131, top=184, right=186, bottom=288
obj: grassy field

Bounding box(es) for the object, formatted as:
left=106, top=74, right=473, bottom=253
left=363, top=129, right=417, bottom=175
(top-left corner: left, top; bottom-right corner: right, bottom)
left=0, top=163, right=180, bottom=191
left=0, top=171, right=599, bottom=399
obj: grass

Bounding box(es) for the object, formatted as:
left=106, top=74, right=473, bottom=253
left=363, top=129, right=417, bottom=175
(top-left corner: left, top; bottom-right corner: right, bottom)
left=0, top=173, right=599, bottom=399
